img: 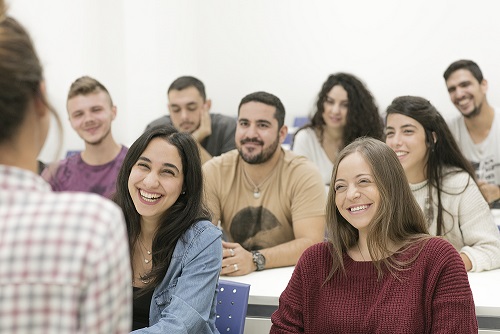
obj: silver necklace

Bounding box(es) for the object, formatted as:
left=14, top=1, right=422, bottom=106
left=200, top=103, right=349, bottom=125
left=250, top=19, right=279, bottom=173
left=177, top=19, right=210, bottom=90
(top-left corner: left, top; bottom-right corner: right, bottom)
left=138, top=237, right=152, bottom=264
left=242, top=166, right=274, bottom=199
left=357, top=243, right=367, bottom=261
left=133, top=238, right=152, bottom=285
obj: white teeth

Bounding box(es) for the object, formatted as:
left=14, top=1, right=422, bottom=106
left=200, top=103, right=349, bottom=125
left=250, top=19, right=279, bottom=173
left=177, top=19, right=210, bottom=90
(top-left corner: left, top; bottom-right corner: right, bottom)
left=396, top=151, right=407, bottom=157
left=140, top=189, right=162, bottom=201
left=350, top=205, right=368, bottom=212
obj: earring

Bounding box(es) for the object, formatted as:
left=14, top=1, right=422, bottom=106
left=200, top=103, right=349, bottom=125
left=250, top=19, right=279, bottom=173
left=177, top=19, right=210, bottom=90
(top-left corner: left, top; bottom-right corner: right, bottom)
left=182, top=191, right=186, bottom=195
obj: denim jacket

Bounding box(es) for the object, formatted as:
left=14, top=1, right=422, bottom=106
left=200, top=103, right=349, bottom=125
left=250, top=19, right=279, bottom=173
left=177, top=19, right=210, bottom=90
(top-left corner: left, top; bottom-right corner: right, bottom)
left=132, top=220, right=222, bottom=334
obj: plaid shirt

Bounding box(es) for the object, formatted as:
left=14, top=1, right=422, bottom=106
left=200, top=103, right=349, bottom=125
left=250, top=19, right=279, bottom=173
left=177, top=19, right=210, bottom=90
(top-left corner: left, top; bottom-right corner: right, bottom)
left=0, top=165, right=132, bottom=333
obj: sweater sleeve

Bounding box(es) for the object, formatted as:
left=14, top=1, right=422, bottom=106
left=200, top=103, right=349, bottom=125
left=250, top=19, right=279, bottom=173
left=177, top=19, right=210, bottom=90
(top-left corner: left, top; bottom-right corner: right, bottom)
left=455, top=175, right=500, bottom=271
left=270, top=257, right=306, bottom=333
left=429, top=239, right=478, bottom=333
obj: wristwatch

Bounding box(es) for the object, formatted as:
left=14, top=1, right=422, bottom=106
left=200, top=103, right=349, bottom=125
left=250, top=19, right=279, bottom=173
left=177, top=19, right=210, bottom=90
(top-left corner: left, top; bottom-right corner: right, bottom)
left=251, top=251, right=266, bottom=271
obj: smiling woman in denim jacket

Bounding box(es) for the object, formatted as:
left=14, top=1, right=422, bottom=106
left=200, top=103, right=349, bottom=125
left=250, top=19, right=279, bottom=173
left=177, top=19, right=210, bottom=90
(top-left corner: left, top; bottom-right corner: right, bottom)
left=114, top=125, right=222, bottom=333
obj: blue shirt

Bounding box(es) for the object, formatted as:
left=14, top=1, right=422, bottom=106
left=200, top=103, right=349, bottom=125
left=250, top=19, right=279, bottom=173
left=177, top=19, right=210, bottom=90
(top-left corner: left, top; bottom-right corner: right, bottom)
left=132, top=220, right=222, bottom=334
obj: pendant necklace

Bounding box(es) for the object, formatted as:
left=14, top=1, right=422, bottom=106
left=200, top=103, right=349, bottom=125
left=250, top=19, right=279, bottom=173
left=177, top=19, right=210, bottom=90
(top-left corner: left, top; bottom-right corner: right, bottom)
left=133, top=237, right=152, bottom=285
left=138, top=237, right=152, bottom=264
left=242, top=166, right=274, bottom=199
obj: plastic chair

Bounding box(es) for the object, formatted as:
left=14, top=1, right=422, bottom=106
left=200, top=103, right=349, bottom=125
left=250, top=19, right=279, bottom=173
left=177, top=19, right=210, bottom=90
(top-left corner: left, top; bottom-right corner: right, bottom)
left=215, top=280, right=250, bottom=334
left=293, top=116, right=309, bottom=127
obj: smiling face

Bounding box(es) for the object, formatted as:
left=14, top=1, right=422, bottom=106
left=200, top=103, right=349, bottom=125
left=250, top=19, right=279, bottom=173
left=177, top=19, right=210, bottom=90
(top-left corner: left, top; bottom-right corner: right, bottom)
left=445, top=69, right=487, bottom=118
left=67, top=91, right=116, bottom=146
left=385, top=113, right=428, bottom=184
left=334, top=151, right=380, bottom=234
left=236, top=101, right=286, bottom=164
left=322, top=85, right=348, bottom=129
left=168, top=86, right=209, bottom=133
left=128, top=137, right=184, bottom=225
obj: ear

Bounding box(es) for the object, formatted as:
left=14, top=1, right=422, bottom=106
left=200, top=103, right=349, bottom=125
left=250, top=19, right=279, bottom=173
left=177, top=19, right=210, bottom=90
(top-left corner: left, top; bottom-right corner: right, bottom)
left=432, top=131, right=437, bottom=144
left=111, top=105, right=117, bottom=120
left=167, top=103, right=173, bottom=114
left=204, top=99, right=212, bottom=112
left=278, top=124, right=288, bottom=144
left=34, top=81, right=49, bottom=117
left=481, top=78, right=488, bottom=94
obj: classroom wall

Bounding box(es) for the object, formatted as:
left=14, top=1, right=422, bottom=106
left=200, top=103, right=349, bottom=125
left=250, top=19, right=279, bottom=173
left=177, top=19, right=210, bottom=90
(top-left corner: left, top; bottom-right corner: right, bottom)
left=8, top=0, right=500, bottom=162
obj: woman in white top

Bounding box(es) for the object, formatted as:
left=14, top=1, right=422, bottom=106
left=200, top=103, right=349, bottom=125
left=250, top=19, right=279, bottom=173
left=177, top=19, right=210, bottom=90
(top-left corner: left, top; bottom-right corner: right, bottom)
left=385, top=95, right=500, bottom=272
left=292, top=73, right=384, bottom=185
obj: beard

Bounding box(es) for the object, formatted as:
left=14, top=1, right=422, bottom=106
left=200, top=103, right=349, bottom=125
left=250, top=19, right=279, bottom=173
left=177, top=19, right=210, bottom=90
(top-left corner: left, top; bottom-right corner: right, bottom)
left=238, top=135, right=280, bottom=164
left=462, top=102, right=482, bottom=119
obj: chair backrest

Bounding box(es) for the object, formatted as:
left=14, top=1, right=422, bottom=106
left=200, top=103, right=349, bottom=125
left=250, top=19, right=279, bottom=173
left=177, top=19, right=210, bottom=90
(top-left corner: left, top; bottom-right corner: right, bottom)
left=293, top=116, right=309, bottom=128
left=215, top=280, right=250, bottom=334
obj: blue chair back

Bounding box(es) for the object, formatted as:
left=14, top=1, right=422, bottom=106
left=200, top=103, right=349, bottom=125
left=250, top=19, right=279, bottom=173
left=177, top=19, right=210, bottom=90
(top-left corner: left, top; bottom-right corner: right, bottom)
left=215, top=280, right=250, bottom=334
left=293, top=116, right=309, bottom=127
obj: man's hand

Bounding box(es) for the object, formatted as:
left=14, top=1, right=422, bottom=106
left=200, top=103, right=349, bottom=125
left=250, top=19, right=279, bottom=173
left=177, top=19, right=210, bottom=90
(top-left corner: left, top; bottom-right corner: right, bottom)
left=220, top=241, right=255, bottom=276
left=478, top=180, right=500, bottom=204
left=191, top=109, right=212, bottom=143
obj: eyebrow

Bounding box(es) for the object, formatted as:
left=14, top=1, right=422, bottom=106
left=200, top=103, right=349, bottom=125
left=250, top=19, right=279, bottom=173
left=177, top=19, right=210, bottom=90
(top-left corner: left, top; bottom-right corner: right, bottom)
left=169, top=101, right=197, bottom=108
left=238, top=118, right=272, bottom=125
left=386, top=123, right=417, bottom=130
left=325, top=95, right=348, bottom=102
left=138, top=156, right=180, bottom=172
left=334, top=173, right=371, bottom=182
left=448, top=80, right=471, bottom=87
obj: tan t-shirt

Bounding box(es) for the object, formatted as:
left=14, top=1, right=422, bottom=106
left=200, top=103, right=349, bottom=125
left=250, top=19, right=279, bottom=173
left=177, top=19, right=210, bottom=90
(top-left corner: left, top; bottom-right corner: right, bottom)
left=203, top=149, right=326, bottom=251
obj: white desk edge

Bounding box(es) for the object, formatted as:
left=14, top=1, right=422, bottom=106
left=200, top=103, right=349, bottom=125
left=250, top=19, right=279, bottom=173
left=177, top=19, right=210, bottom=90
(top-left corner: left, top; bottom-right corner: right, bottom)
left=222, top=265, right=500, bottom=317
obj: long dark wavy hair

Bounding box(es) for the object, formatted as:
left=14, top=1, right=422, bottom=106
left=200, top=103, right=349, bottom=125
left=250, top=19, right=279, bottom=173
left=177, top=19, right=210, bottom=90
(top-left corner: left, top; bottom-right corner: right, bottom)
left=385, top=96, right=478, bottom=236
left=113, top=125, right=211, bottom=295
left=293, top=72, right=384, bottom=149
left=327, top=138, right=430, bottom=280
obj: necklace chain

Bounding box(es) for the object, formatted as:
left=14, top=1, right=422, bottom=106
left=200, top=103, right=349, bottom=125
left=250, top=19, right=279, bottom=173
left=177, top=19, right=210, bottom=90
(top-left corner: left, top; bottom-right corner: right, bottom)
left=242, top=166, right=274, bottom=199
left=133, top=236, right=152, bottom=285
left=357, top=243, right=366, bottom=261
left=138, top=237, right=152, bottom=263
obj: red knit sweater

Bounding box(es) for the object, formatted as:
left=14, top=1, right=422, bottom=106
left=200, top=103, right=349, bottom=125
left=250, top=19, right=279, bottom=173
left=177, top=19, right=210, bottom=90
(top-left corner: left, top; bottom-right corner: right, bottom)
left=271, top=238, right=477, bottom=333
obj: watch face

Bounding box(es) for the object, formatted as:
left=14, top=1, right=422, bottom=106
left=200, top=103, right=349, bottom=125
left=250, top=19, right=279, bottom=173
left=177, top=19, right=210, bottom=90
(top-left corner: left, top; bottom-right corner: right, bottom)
left=253, top=251, right=265, bottom=270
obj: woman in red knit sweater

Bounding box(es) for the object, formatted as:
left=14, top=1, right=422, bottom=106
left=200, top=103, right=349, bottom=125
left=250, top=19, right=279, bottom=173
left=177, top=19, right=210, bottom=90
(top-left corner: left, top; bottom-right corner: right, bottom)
left=271, top=137, right=477, bottom=333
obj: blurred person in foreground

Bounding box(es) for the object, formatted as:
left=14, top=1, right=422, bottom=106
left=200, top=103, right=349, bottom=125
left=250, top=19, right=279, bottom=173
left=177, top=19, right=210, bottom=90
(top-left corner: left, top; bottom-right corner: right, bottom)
left=0, top=2, right=131, bottom=333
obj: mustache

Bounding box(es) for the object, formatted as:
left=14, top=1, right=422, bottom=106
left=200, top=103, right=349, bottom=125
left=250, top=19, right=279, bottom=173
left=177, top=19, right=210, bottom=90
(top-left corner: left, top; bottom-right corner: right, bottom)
left=240, top=137, right=264, bottom=145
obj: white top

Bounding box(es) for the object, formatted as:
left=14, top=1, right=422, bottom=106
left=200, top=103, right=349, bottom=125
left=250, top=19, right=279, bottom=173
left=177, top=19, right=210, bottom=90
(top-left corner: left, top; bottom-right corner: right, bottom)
left=410, top=168, right=500, bottom=272
left=292, top=127, right=333, bottom=185
left=448, top=109, right=500, bottom=186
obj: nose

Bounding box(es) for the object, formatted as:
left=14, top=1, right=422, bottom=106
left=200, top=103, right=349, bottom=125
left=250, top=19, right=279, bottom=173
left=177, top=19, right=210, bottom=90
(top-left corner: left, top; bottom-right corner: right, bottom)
left=244, top=123, right=258, bottom=139
left=143, top=172, right=159, bottom=189
left=455, top=86, right=466, bottom=100
left=180, top=110, right=189, bottom=121
left=346, top=184, right=360, bottom=201
left=329, top=103, right=340, bottom=115
left=82, top=111, right=95, bottom=124
left=386, top=132, right=402, bottom=148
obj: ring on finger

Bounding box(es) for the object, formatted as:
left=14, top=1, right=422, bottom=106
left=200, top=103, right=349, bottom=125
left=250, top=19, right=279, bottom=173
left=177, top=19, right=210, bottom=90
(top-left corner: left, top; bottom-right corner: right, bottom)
left=229, top=248, right=235, bottom=257
left=233, top=263, right=238, bottom=271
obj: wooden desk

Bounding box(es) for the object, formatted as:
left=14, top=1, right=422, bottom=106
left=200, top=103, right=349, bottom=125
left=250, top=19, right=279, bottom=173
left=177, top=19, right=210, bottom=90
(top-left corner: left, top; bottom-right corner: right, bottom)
left=223, top=267, right=500, bottom=333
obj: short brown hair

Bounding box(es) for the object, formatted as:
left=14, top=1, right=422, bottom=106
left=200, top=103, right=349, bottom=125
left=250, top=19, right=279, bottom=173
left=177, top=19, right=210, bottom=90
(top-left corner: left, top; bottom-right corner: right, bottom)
left=67, top=76, right=113, bottom=106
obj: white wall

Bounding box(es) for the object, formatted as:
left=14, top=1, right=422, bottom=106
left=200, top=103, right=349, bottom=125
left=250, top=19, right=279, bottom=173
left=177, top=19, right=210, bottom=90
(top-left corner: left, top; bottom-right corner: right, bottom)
left=8, top=0, right=500, bottom=162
